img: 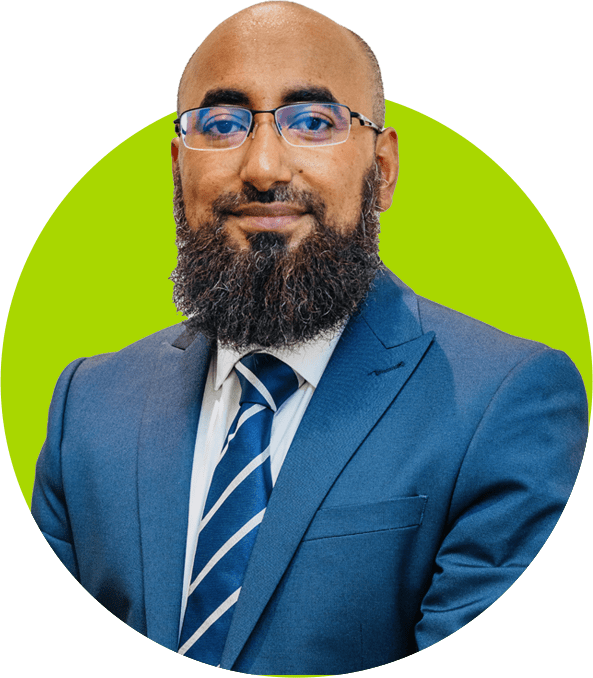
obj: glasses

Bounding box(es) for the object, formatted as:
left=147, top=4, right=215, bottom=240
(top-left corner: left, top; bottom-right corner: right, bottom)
left=174, top=102, right=383, bottom=150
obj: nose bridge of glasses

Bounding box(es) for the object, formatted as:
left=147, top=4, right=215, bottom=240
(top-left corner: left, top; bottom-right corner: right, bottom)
left=249, top=109, right=282, bottom=140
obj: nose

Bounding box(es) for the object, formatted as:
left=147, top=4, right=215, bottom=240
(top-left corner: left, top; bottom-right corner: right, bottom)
left=239, top=114, right=292, bottom=192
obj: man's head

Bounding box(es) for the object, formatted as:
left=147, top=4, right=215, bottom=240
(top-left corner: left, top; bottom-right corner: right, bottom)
left=170, top=1, right=399, bottom=349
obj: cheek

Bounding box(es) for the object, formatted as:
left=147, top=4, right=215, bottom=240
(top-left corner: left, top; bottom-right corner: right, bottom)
left=331, top=195, right=364, bottom=231
left=300, top=150, right=369, bottom=228
left=179, top=159, right=234, bottom=224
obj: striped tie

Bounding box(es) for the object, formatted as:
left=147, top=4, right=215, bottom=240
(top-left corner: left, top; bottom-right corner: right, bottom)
left=178, top=353, right=299, bottom=664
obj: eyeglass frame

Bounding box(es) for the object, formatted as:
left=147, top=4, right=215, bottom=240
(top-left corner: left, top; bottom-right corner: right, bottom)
left=173, top=102, right=384, bottom=150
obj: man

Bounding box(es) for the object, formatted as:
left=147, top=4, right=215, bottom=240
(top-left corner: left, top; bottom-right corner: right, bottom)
left=31, top=1, right=588, bottom=674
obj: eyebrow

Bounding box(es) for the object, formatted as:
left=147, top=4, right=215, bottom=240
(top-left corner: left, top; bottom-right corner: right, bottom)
left=199, top=88, right=252, bottom=108
left=280, top=86, right=339, bottom=105
left=197, top=85, right=340, bottom=110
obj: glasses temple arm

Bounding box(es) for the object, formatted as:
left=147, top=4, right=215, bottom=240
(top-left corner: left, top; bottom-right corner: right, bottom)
left=351, top=112, right=383, bottom=133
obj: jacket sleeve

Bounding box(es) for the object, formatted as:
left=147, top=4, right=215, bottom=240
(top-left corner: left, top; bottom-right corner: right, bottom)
left=414, top=347, right=588, bottom=649
left=31, top=358, right=87, bottom=581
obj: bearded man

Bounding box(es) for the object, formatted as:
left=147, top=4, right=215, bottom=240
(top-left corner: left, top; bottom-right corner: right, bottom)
left=31, top=2, right=587, bottom=674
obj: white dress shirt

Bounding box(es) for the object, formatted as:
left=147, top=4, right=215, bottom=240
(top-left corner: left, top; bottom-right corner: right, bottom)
left=179, top=328, right=344, bottom=628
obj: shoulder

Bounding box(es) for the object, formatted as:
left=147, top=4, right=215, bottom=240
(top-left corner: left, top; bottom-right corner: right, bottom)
left=365, top=267, right=587, bottom=410
left=416, top=293, right=588, bottom=422
left=367, top=266, right=549, bottom=366
left=59, top=323, right=191, bottom=393
left=417, top=294, right=544, bottom=364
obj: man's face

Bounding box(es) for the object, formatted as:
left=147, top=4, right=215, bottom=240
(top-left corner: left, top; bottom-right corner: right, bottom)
left=172, top=9, right=397, bottom=250
left=170, top=5, right=399, bottom=349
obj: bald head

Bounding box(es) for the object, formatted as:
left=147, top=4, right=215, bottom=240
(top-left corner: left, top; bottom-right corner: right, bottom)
left=177, top=2, right=385, bottom=126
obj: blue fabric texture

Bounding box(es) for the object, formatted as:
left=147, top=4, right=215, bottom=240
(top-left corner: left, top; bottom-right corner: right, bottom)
left=31, top=267, right=589, bottom=674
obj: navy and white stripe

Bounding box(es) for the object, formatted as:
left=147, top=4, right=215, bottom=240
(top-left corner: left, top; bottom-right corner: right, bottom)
left=178, top=353, right=299, bottom=665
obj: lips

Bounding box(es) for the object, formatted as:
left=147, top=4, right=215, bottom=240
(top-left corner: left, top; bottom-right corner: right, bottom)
left=230, top=202, right=308, bottom=231
left=232, top=203, right=306, bottom=218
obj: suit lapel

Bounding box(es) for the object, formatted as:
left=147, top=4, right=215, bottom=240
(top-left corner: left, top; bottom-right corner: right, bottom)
left=137, top=329, right=211, bottom=650
left=221, top=268, right=435, bottom=668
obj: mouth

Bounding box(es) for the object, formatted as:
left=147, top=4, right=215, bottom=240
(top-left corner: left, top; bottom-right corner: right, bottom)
left=229, top=202, right=309, bottom=232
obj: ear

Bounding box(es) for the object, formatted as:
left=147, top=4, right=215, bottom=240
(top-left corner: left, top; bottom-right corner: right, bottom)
left=374, top=127, right=399, bottom=212
left=171, top=136, right=180, bottom=166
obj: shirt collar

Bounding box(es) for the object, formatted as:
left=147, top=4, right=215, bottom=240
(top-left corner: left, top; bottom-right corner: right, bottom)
left=214, top=325, right=345, bottom=391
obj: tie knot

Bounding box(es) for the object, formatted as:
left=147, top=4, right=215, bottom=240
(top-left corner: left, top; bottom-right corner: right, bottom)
left=235, top=354, right=300, bottom=412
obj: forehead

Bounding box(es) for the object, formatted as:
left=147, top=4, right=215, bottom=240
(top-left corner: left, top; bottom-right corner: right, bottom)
left=180, top=16, right=372, bottom=115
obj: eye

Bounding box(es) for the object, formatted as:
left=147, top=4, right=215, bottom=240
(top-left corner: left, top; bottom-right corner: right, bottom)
left=288, top=113, right=333, bottom=134
left=202, top=114, right=248, bottom=137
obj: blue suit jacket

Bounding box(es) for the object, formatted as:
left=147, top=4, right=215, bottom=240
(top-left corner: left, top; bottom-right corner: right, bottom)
left=32, top=268, right=588, bottom=674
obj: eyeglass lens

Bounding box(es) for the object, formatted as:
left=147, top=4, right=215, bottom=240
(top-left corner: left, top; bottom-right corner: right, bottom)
left=180, top=103, right=351, bottom=150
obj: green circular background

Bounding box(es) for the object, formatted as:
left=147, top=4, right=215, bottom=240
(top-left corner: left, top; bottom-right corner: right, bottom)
left=2, top=100, right=591, bottom=506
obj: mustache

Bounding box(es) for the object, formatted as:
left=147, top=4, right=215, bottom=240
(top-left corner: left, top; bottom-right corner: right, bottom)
left=211, top=183, right=327, bottom=222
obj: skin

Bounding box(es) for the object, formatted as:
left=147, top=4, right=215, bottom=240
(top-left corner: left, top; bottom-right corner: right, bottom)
left=172, top=2, right=399, bottom=250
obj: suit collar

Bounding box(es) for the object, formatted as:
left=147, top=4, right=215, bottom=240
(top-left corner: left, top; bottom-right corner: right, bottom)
left=359, top=265, right=424, bottom=348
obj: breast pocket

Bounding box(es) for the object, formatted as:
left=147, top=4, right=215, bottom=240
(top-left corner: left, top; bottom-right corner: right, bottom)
left=301, top=495, right=428, bottom=541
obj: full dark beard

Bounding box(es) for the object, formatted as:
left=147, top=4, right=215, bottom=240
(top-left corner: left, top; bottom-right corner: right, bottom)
left=170, top=167, right=382, bottom=350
